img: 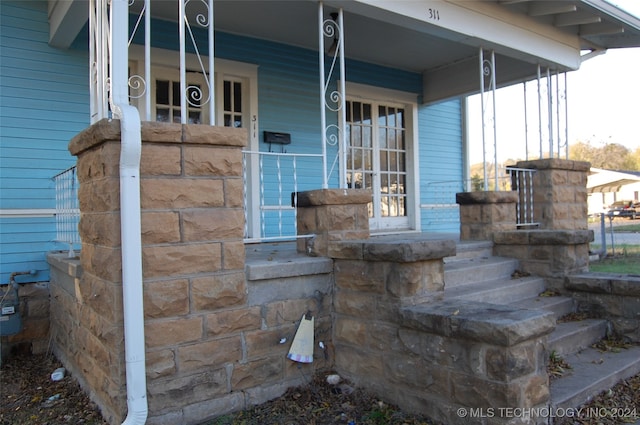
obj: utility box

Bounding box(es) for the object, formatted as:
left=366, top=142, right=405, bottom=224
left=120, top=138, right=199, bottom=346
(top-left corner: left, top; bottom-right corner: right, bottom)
left=0, top=285, right=22, bottom=336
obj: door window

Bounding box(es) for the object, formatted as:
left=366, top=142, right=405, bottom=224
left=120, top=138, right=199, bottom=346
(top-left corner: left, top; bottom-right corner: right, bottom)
left=346, top=100, right=409, bottom=231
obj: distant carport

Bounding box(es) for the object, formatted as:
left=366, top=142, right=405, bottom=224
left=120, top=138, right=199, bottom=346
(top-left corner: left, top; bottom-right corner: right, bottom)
left=587, top=168, right=640, bottom=193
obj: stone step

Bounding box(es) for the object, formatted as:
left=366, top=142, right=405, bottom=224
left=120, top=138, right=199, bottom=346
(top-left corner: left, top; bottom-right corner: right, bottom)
left=548, top=319, right=608, bottom=357
left=513, top=295, right=576, bottom=320
left=550, top=344, right=640, bottom=412
left=445, top=240, right=493, bottom=263
left=444, top=256, right=519, bottom=288
left=445, top=276, right=546, bottom=304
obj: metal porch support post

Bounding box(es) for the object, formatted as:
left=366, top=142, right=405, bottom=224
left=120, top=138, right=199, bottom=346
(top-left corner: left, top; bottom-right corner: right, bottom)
left=318, top=2, right=328, bottom=189
left=479, top=48, right=497, bottom=191
left=537, top=65, right=543, bottom=159
left=523, top=82, right=529, bottom=161
left=547, top=68, right=554, bottom=158
left=338, top=9, right=347, bottom=189
left=491, top=50, right=498, bottom=191
left=179, top=1, right=187, bottom=124
left=479, top=48, right=487, bottom=191
left=318, top=3, right=346, bottom=189
left=144, top=0, right=150, bottom=121
left=564, top=73, right=569, bottom=159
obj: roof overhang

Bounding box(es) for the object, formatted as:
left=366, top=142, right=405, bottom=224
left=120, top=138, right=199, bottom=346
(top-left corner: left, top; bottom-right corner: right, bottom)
left=48, top=0, right=640, bottom=103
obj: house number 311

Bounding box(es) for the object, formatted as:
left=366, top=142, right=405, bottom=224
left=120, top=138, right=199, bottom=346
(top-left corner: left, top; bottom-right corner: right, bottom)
left=428, top=8, right=440, bottom=20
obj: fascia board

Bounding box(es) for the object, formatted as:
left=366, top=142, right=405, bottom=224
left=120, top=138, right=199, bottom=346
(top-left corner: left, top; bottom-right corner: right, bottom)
left=344, top=0, right=582, bottom=70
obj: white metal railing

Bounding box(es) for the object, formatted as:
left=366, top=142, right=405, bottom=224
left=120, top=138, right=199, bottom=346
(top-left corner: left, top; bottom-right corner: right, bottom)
left=53, top=166, right=81, bottom=257
left=243, top=151, right=324, bottom=242
left=506, top=167, right=538, bottom=227
left=423, top=168, right=538, bottom=229
left=90, top=0, right=214, bottom=124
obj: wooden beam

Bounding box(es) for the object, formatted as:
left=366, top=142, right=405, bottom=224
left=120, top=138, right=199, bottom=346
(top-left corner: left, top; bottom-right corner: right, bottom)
left=580, top=23, right=625, bottom=36
left=555, top=12, right=602, bottom=27
left=528, top=3, right=577, bottom=17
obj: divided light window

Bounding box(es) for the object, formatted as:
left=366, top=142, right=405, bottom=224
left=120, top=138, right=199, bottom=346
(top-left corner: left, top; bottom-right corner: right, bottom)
left=155, top=79, right=202, bottom=124
left=223, top=79, right=243, bottom=128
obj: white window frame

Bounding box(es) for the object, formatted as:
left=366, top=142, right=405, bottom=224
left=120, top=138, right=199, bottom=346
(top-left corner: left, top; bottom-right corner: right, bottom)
left=128, top=46, right=262, bottom=237
left=344, top=82, right=420, bottom=233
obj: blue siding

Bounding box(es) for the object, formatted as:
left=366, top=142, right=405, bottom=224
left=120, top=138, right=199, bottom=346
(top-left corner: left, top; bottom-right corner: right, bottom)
left=418, top=100, right=464, bottom=233
left=0, top=3, right=464, bottom=279
left=0, top=1, right=89, bottom=283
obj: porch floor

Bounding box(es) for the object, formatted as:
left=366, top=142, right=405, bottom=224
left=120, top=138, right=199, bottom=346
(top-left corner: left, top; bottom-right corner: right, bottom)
left=244, top=233, right=461, bottom=281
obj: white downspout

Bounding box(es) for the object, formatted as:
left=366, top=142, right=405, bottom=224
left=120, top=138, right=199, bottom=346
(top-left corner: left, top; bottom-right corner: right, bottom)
left=111, top=1, right=148, bottom=424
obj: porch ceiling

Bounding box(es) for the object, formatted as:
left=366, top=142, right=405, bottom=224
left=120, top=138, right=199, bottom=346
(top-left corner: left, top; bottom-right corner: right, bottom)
left=50, top=0, right=640, bottom=102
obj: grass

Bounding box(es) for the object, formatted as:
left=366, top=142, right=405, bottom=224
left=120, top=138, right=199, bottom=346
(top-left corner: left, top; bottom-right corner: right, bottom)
left=607, top=223, right=640, bottom=233
left=589, top=244, right=640, bottom=274
left=590, top=219, right=640, bottom=274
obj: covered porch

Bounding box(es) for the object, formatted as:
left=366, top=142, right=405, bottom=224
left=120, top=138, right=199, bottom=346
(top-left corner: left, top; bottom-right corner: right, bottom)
left=48, top=0, right=640, bottom=245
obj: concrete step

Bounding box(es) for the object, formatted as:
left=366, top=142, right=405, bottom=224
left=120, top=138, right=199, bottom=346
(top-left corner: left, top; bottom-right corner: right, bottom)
left=445, top=240, right=493, bottom=263
left=550, top=344, right=640, bottom=412
left=548, top=319, right=608, bottom=357
left=513, top=295, right=576, bottom=320
left=444, top=256, right=519, bottom=288
left=445, top=276, right=546, bottom=304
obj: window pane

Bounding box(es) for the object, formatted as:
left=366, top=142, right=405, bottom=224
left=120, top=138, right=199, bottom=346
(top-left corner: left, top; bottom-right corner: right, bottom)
left=353, top=102, right=361, bottom=123
left=362, top=126, right=371, bottom=148
left=388, top=107, right=396, bottom=127
left=380, top=151, right=388, bottom=171
left=224, top=113, right=232, bottom=127
left=233, top=82, right=242, bottom=113
left=388, top=129, right=396, bottom=149
left=156, top=80, right=169, bottom=105
left=378, top=106, right=386, bottom=126
left=362, top=103, right=371, bottom=124
left=224, top=81, right=231, bottom=112
left=189, top=111, right=201, bottom=124
left=172, top=110, right=181, bottom=123
left=234, top=114, right=242, bottom=128
left=172, top=81, right=180, bottom=106
left=389, top=151, right=397, bottom=171
left=379, top=128, right=387, bottom=149
left=352, top=126, right=361, bottom=148
left=156, top=108, right=169, bottom=122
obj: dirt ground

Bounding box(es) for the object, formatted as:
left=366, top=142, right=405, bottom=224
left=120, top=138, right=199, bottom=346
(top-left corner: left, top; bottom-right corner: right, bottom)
left=1, top=353, right=639, bottom=425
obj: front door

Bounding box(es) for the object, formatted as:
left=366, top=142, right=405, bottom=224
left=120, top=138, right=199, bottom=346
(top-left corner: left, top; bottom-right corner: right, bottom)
left=345, top=99, right=411, bottom=231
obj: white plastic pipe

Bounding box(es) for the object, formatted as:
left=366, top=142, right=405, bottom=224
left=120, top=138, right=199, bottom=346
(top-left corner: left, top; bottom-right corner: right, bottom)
left=111, top=1, right=148, bottom=424
left=118, top=104, right=147, bottom=425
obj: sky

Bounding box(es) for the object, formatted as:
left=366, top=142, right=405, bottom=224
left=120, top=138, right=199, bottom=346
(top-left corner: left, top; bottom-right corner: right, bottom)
left=467, top=0, right=640, bottom=164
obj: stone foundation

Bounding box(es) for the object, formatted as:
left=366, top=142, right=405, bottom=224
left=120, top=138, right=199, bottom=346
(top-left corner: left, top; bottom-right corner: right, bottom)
left=566, top=273, right=640, bottom=342
left=49, top=120, right=331, bottom=425
left=330, top=235, right=553, bottom=424
left=1, top=278, right=51, bottom=359
left=493, top=230, right=593, bottom=292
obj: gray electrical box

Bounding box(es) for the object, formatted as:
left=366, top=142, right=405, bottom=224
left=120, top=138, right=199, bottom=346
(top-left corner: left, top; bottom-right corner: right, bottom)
left=0, top=285, right=22, bottom=336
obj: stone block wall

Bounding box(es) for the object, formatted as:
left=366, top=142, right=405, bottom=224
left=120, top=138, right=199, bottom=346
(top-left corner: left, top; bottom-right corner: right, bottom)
left=296, top=188, right=371, bottom=256
left=515, top=159, right=590, bottom=231
left=566, top=273, right=640, bottom=342
left=330, top=236, right=554, bottom=424
left=1, top=279, right=50, bottom=359
left=456, top=191, right=518, bottom=240
left=49, top=120, right=332, bottom=425
left=493, top=230, right=593, bottom=292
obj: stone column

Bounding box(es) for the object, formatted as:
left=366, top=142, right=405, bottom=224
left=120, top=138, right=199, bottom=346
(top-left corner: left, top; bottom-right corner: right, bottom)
left=56, top=120, right=247, bottom=424
left=296, top=188, right=372, bottom=257
left=456, top=191, right=518, bottom=241
left=515, top=158, right=590, bottom=230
